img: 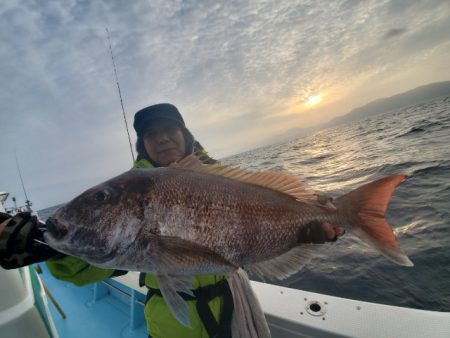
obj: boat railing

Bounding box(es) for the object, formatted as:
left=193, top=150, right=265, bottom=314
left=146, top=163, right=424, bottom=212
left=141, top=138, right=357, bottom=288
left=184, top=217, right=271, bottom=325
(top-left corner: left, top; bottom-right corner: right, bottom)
left=90, top=275, right=147, bottom=331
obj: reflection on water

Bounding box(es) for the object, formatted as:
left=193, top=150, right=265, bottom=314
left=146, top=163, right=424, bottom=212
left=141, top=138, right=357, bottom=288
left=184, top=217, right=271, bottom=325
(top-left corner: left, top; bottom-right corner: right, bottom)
left=225, top=95, right=450, bottom=311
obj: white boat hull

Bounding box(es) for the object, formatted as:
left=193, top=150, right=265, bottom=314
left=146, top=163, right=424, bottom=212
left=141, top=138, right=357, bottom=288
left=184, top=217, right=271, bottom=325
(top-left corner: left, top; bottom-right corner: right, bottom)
left=0, top=267, right=58, bottom=338
left=252, top=281, right=450, bottom=338
left=114, top=272, right=450, bottom=338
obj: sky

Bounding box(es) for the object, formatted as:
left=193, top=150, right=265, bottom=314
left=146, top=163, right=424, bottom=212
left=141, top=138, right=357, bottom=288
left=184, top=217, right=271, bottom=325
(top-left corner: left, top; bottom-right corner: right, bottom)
left=1, top=0, right=449, bottom=210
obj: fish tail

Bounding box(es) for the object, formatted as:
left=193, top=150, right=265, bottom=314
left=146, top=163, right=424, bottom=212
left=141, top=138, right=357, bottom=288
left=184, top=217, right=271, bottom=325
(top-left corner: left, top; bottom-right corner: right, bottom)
left=336, top=175, right=413, bottom=266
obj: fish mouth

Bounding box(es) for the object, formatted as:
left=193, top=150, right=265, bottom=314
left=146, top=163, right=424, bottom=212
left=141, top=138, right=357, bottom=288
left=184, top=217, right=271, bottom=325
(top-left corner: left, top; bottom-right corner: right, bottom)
left=44, top=217, right=122, bottom=265
left=45, top=217, right=69, bottom=240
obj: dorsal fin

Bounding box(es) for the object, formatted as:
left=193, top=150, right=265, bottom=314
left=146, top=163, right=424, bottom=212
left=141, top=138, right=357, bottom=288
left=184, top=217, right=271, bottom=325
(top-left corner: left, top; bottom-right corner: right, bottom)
left=173, top=155, right=316, bottom=202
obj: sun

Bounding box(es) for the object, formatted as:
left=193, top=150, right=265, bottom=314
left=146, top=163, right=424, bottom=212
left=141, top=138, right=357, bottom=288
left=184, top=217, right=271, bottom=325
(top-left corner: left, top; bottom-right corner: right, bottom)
left=307, top=95, right=322, bottom=106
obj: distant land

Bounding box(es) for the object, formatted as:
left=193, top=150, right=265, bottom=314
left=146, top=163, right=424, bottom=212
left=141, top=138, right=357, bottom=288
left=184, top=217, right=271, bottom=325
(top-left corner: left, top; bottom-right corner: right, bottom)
left=275, top=80, right=450, bottom=144
left=322, top=80, right=450, bottom=127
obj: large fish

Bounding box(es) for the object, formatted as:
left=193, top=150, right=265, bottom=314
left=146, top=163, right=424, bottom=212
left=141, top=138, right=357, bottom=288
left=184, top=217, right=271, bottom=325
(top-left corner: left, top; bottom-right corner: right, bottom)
left=44, top=156, right=413, bottom=336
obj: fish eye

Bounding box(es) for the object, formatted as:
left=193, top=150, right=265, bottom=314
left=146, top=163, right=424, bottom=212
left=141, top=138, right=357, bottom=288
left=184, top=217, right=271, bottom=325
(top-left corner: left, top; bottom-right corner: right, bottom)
left=94, top=189, right=111, bottom=203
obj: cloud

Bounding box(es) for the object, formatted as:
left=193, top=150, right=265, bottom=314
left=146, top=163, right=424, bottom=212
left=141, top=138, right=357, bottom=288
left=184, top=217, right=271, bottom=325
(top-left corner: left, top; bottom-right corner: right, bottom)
left=383, top=28, right=407, bottom=40
left=0, top=0, right=448, bottom=209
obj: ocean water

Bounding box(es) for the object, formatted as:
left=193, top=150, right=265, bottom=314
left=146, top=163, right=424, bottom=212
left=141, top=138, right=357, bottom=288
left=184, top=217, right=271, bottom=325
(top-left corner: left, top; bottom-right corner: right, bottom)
left=224, top=94, right=450, bottom=312
left=38, top=95, right=450, bottom=312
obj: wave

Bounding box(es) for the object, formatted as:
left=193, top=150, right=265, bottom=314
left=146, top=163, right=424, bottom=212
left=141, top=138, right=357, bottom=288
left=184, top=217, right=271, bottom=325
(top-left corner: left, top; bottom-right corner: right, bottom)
left=395, top=116, right=447, bottom=138
left=411, top=161, right=450, bottom=177
left=377, top=160, right=447, bottom=176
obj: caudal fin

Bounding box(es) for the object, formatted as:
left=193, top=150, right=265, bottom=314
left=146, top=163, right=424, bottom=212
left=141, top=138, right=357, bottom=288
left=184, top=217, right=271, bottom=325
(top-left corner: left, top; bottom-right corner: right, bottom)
left=336, top=175, right=413, bottom=267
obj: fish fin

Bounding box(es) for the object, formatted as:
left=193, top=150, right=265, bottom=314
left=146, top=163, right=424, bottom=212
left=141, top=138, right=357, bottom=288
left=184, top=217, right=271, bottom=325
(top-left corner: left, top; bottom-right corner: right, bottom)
left=156, top=274, right=191, bottom=327
left=229, top=268, right=271, bottom=338
left=170, top=275, right=194, bottom=297
left=156, top=235, right=237, bottom=274
left=336, top=175, right=414, bottom=266
left=248, top=245, right=318, bottom=281
left=176, top=155, right=316, bottom=202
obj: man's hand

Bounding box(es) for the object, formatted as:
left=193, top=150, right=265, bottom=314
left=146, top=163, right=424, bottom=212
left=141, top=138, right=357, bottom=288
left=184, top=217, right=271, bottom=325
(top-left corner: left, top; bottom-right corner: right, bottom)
left=316, top=193, right=337, bottom=211
left=0, top=212, right=63, bottom=269
left=315, top=193, right=345, bottom=241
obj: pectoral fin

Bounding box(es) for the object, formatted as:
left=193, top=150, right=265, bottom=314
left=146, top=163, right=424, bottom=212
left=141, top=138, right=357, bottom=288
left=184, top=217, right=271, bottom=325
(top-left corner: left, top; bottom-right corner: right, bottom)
left=148, top=236, right=238, bottom=327
left=156, top=274, right=191, bottom=327
left=156, top=235, right=238, bottom=275
left=170, top=275, right=194, bottom=297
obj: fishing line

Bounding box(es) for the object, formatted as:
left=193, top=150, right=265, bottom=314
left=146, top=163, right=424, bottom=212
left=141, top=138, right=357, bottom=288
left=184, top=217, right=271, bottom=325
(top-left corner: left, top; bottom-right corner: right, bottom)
left=34, top=239, right=49, bottom=246
left=106, top=27, right=135, bottom=162
left=14, top=150, right=32, bottom=210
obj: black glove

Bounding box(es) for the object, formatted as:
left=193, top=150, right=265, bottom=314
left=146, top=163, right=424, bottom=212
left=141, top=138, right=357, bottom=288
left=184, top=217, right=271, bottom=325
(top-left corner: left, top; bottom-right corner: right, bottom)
left=0, top=212, right=64, bottom=269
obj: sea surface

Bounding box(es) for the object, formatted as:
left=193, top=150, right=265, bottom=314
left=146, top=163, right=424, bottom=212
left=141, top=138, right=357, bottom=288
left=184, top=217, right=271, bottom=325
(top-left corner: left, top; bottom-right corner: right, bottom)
left=39, top=95, right=450, bottom=312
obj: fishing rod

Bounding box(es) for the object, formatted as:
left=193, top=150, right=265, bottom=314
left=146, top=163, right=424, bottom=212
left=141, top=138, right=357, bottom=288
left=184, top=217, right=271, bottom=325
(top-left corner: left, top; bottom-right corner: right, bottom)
left=14, top=151, right=32, bottom=211
left=106, top=27, right=136, bottom=162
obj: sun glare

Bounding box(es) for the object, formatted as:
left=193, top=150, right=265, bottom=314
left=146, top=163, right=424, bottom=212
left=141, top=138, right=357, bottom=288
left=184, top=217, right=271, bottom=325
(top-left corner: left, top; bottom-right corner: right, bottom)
left=307, top=95, right=322, bottom=106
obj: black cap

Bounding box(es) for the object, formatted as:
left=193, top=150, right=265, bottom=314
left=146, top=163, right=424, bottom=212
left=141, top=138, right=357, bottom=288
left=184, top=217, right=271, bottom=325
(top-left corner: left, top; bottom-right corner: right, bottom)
left=133, top=103, right=185, bottom=136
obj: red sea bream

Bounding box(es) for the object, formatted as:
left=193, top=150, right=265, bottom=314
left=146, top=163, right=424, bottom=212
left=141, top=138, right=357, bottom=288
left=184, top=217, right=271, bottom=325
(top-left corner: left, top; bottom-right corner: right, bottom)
left=44, top=156, right=413, bottom=337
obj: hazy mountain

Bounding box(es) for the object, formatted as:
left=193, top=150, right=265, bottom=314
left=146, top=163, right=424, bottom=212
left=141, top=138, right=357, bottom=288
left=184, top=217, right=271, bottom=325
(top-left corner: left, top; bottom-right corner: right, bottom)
left=268, top=81, right=450, bottom=147
left=322, top=80, right=450, bottom=127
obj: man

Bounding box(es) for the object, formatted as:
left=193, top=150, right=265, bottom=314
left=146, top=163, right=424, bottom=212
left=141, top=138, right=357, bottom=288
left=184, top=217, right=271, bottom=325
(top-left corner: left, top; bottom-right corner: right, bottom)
left=130, top=103, right=233, bottom=337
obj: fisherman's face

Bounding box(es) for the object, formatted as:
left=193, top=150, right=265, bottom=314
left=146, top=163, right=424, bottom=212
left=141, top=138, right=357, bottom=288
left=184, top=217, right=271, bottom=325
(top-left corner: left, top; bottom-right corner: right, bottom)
left=143, top=119, right=186, bottom=166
